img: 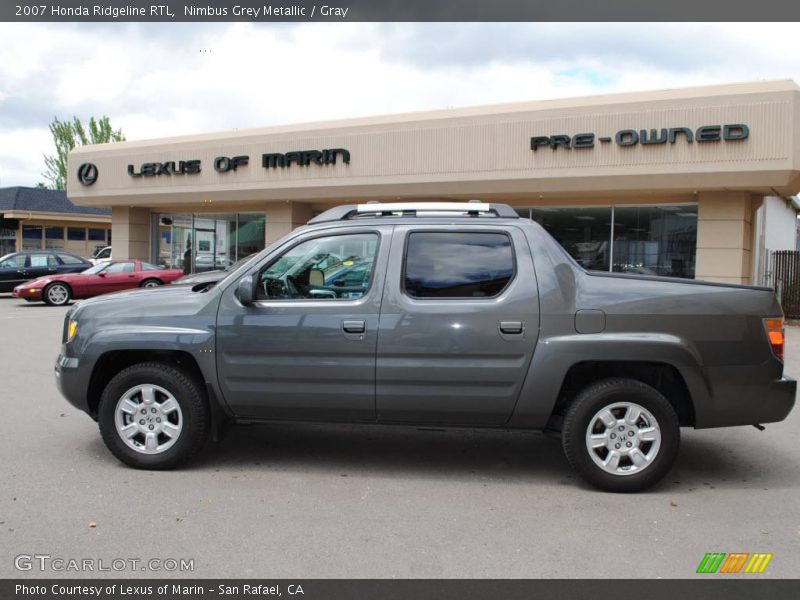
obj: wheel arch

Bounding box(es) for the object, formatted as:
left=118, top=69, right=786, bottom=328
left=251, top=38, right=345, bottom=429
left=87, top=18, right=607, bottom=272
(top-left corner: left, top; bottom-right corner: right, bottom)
left=87, top=350, right=205, bottom=418
left=551, top=361, right=696, bottom=428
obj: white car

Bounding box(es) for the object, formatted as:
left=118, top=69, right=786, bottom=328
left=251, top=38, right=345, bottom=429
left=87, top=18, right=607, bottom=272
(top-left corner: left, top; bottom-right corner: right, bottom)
left=89, top=246, right=112, bottom=266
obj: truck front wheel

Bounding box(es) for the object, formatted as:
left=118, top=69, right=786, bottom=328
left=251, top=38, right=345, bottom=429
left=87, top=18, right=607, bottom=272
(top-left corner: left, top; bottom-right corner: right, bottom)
left=97, top=362, right=209, bottom=469
left=561, top=378, right=680, bottom=493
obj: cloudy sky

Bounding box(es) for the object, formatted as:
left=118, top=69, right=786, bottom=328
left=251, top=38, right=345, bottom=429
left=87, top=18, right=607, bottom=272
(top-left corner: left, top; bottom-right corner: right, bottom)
left=1, top=22, right=800, bottom=187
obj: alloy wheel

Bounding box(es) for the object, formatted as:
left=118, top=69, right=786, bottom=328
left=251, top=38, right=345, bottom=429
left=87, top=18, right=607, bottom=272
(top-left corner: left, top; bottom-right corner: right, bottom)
left=114, top=384, right=183, bottom=454
left=585, top=402, right=661, bottom=476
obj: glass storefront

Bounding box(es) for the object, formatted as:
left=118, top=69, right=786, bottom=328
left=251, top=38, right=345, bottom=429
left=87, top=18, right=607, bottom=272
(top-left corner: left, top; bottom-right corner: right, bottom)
left=519, top=204, right=697, bottom=279
left=153, top=212, right=266, bottom=274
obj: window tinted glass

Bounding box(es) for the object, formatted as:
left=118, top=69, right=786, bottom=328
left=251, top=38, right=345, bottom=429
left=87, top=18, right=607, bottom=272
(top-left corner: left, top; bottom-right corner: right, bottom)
left=67, top=227, right=86, bottom=241
left=141, top=262, right=161, bottom=271
left=88, top=229, right=106, bottom=242
left=57, top=253, right=85, bottom=265
left=0, top=254, right=25, bottom=269
left=104, top=262, right=135, bottom=274
left=404, top=232, right=514, bottom=299
left=29, top=254, right=58, bottom=268
left=257, top=233, right=378, bottom=300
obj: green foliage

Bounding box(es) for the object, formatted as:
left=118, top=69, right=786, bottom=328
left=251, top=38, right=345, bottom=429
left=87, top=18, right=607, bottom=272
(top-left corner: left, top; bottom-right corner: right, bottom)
left=42, top=116, right=125, bottom=190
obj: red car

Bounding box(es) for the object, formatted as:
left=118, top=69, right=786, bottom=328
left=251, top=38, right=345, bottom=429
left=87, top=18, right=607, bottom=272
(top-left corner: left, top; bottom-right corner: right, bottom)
left=12, top=260, right=184, bottom=306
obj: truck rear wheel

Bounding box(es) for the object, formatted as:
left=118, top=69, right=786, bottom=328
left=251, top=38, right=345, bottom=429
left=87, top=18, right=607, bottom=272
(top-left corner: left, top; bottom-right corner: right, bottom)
left=562, top=378, right=680, bottom=492
left=97, top=362, right=209, bottom=469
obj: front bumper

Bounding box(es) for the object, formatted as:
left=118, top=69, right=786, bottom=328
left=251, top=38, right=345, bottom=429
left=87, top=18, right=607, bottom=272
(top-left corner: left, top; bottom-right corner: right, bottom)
left=12, top=286, right=42, bottom=301
left=54, top=353, right=94, bottom=416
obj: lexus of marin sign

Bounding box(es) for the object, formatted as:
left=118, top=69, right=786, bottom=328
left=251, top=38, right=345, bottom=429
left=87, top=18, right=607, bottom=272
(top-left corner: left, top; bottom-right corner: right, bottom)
left=531, top=124, right=749, bottom=151
left=126, top=148, right=350, bottom=178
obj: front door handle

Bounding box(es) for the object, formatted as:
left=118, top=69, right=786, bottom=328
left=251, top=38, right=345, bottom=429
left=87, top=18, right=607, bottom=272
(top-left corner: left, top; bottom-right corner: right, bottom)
left=499, top=321, right=524, bottom=335
left=342, top=320, right=366, bottom=334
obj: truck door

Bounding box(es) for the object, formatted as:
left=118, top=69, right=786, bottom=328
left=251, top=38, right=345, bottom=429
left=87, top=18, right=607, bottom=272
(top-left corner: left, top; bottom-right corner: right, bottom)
left=215, top=226, right=392, bottom=422
left=376, top=225, right=539, bottom=425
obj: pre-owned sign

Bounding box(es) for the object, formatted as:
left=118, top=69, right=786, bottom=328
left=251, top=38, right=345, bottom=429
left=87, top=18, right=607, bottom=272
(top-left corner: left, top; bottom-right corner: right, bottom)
left=531, top=124, right=749, bottom=151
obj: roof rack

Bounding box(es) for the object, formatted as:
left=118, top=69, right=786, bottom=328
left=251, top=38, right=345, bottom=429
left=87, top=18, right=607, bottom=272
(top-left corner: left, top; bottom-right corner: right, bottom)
left=308, top=201, right=519, bottom=224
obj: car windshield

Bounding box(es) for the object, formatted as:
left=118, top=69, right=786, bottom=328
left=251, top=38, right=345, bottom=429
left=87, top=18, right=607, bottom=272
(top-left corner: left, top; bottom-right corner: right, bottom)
left=82, top=263, right=109, bottom=275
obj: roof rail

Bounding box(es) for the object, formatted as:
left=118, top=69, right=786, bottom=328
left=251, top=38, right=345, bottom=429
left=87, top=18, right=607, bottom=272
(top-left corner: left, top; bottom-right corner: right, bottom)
left=308, top=201, right=519, bottom=224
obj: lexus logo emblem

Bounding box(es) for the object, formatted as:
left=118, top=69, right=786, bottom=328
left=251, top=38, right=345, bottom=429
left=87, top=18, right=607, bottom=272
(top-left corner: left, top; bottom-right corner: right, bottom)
left=77, top=163, right=98, bottom=186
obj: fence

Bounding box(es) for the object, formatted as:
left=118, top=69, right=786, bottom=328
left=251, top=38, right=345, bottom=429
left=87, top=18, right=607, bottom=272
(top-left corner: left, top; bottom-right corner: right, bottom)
left=771, top=250, right=800, bottom=318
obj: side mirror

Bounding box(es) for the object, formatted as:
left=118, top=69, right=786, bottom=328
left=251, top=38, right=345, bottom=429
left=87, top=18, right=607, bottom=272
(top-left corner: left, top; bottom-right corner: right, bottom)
left=98, top=272, right=106, bottom=278
left=238, top=274, right=257, bottom=305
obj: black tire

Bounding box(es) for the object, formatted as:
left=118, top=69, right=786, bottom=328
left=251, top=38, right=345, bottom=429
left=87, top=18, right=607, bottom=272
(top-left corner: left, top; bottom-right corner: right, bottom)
left=97, top=362, right=209, bottom=469
left=43, top=282, right=71, bottom=306
left=140, top=278, right=163, bottom=288
left=562, top=378, right=680, bottom=493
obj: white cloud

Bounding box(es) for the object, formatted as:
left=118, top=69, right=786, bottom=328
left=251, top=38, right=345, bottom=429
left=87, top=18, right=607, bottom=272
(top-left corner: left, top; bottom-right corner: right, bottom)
left=1, top=22, right=800, bottom=187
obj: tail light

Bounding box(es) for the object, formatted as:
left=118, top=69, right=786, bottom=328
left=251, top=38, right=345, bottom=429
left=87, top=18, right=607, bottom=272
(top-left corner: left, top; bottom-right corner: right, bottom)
left=763, top=318, right=785, bottom=361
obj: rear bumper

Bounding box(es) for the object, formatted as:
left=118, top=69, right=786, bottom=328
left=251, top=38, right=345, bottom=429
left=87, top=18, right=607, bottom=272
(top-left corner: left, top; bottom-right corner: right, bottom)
left=54, top=353, right=94, bottom=416
left=695, top=372, right=796, bottom=428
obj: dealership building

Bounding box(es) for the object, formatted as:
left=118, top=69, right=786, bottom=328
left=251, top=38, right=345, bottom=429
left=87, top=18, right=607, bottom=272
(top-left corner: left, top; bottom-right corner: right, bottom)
left=66, top=80, right=800, bottom=284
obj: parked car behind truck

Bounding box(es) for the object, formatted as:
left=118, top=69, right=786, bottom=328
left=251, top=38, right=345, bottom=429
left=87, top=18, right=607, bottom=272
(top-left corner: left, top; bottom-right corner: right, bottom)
left=54, top=202, right=796, bottom=492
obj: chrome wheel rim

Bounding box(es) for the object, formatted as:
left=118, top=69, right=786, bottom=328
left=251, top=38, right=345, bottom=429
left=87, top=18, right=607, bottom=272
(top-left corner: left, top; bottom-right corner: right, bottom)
left=585, top=402, right=661, bottom=476
left=114, top=384, right=183, bottom=455
left=143, top=281, right=159, bottom=288
left=47, top=284, right=68, bottom=305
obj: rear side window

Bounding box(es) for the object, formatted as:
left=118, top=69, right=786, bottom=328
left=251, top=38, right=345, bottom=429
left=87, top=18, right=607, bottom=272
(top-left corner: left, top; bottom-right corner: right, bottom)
left=404, top=232, right=515, bottom=299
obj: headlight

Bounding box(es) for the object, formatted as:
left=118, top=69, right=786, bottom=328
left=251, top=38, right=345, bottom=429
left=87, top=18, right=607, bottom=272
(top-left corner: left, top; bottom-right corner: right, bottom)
left=67, top=320, right=78, bottom=342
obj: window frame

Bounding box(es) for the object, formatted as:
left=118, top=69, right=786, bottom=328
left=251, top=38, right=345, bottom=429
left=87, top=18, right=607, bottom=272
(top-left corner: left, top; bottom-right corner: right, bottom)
left=401, top=229, right=518, bottom=301
left=253, top=230, right=382, bottom=304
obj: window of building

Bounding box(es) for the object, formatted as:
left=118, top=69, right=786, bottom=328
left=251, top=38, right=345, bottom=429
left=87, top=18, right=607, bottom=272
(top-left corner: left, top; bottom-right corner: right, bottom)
left=22, top=225, right=43, bottom=250
left=45, top=226, right=65, bottom=249
left=525, top=205, right=698, bottom=279
left=404, top=232, right=515, bottom=299
left=88, top=228, right=107, bottom=241
left=67, top=227, right=86, bottom=241
left=530, top=207, right=612, bottom=272
left=612, top=206, right=697, bottom=278
left=257, top=233, right=378, bottom=300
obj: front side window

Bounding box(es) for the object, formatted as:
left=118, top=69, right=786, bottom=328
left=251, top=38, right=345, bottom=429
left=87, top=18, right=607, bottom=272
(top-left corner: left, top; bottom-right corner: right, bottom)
left=404, top=232, right=515, bottom=299
left=0, top=254, right=25, bottom=269
left=257, top=233, right=378, bottom=301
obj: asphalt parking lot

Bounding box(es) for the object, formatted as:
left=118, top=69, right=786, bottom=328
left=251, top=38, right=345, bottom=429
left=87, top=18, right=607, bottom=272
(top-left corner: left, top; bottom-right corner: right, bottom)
left=1, top=296, right=799, bottom=579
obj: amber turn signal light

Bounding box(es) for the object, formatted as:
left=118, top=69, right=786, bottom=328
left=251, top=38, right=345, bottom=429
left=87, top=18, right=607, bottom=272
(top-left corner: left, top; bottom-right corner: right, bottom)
left=763, top=318, right=784, bottom=361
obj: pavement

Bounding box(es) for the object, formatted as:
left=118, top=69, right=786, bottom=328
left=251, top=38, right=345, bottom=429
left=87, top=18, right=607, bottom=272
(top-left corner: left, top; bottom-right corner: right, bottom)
left=0, top=295, right=798, bottom=579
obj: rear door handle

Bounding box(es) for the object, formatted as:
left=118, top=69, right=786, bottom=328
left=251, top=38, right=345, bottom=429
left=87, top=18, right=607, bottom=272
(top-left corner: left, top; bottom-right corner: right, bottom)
left=342, top=320, right=366, bottom=334
left=499, top=321, right=524, bottom=335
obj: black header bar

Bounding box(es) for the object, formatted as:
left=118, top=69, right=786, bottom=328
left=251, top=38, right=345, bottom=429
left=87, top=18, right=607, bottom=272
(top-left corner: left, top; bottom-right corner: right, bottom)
left=4, top=0, right=800, bottom=22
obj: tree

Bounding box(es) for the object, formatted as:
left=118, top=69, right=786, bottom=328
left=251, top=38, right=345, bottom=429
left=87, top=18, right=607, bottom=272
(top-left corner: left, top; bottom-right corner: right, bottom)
left=42, top=116, right=125, bottom=190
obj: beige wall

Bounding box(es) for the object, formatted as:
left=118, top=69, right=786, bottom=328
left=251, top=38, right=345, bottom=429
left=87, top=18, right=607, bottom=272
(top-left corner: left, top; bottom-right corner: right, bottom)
left=64, top=80, right=800, bottom=283
left=695, top=192, right=757, bottom=284
left=264, top=202, right=313, bottom=244
left=67, top=80, right=800, bottom=208
left=111, top=206, right=151, bottom=260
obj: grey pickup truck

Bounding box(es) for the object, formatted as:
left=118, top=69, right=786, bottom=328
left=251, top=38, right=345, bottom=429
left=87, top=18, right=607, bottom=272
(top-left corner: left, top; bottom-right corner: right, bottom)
left=55, top=202, right=796, bottom=492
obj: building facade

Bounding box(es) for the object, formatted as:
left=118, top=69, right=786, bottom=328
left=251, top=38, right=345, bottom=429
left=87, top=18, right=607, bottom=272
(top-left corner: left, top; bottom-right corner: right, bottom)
left=0, top=187, right=111, bottom=258
left=66, top=80, right=800, bottom=284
